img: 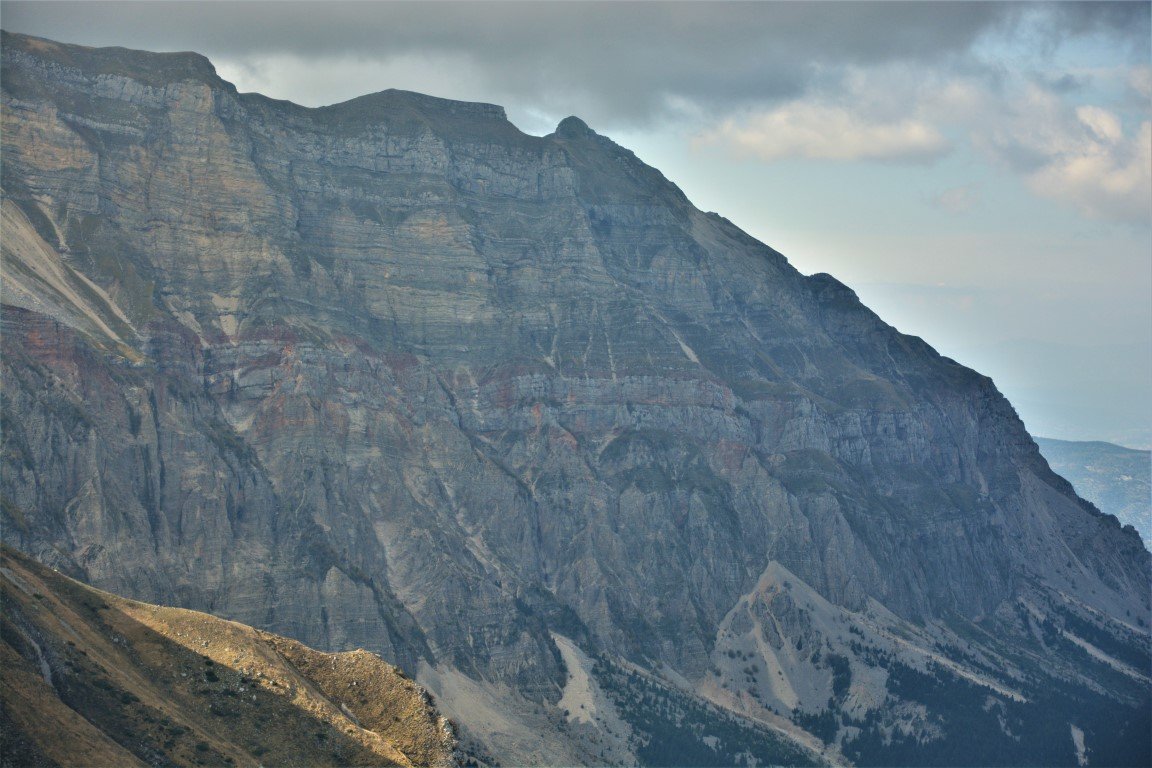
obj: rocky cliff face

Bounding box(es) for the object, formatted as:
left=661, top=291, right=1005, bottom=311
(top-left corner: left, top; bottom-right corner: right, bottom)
left=2, top=31, right=1149, bottom=765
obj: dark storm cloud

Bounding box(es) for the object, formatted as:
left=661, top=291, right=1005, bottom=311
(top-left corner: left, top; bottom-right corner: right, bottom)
left=1, top=1, right=1009, bottom=60
left=1045, top=0, right=1151, bottom=42
left=1, top=1, right=1146, bottom=124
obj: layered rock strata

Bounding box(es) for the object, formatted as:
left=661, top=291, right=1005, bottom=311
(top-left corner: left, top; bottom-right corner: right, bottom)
left=2, top=31, right=1148, bottom=765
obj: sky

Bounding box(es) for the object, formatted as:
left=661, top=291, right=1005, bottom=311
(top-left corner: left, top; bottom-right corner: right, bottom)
left=3, top=1, right=1150, bottom=447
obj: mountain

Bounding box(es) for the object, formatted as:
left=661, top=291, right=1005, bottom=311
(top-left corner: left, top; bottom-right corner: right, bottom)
left=1036, top=438, right=1151, bottom=549
left=0, top=546, right=456, bottom=767
left=1, top=31, right=1149, bottom=765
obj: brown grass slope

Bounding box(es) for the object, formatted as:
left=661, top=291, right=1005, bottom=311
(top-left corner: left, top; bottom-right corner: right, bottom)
left=0, top=547, right=456, bottom=767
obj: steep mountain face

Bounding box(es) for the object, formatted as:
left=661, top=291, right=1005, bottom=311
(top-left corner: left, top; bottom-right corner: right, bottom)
left=1036, top=438, right=1151, bottom=548
left=0, top=546, right=457, bottom=767
left=2, top=32, right=1149, bottom=765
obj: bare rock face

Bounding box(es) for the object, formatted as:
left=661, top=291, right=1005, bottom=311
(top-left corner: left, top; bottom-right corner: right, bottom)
left=2, top=32, right=1149, bottom=765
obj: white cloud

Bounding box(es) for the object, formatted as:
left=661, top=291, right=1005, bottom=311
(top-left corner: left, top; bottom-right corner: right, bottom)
left=1075, top=105, right=1123, bottom=143
left=975, top=85, right=1151, bottom=224
left=1024, top=119, right=1151, bottom=223
left=696, top=62, right=1150, bottom=225
left=698, top=102, right=950, bottom=164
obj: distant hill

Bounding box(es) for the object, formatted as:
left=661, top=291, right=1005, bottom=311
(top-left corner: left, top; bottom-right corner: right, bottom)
left=1036, top=437, right=1151, bottom=549
left=0, top=547, right=456, bottom=767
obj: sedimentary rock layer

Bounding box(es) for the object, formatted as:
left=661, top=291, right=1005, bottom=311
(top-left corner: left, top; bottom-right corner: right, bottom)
left=2, top=31, right=1148, bottom=764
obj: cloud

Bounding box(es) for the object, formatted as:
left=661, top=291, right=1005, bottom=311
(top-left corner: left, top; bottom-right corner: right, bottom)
left=1031, top=72, right=1087, bottom=95
left=976, top=86, right=1151, bottom=223
left=699, top=103, right=949, bottom=164
left=1041, top=1, right=1151, bottom=55
left=3, top=0, right=1147, bottom=128
left=1, top=1, right=999, bottom=125
left=701, top=60, right=1149, bottom=222
left=1024, top=119, right=1151, bottom=223
left=930, top=185, right=981, bottom=214
left=1076, top=105, right=1122, bottom=143
left=1130, top=66, right=1152, bottom=101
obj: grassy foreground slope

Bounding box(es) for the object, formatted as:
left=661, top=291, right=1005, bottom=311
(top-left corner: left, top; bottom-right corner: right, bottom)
left=0, top=547, right=456, bottom=767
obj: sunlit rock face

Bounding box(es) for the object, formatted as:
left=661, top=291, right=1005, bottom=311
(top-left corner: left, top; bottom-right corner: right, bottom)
left=3, top=31, right=1148, bottom=765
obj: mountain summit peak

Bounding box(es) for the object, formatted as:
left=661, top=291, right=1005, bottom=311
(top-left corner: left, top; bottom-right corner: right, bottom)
left=554, top=114, right=595, bottom=137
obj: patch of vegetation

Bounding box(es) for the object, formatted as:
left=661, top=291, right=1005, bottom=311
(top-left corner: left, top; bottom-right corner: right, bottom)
left=1049, top=604, right=1151, bottom=672
left=842, top=659, right=1151, bottom=767
left=792, top=708, right=839, bottom=744
left=826, top=652, right=852, bottom=700
left=594, top=654, right=819, bottom=767
left=209, top=703, right=238, bottom=719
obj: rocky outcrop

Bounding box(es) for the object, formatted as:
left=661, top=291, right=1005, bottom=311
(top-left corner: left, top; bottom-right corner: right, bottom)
left=2, top=31, right=1148, bottom=764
